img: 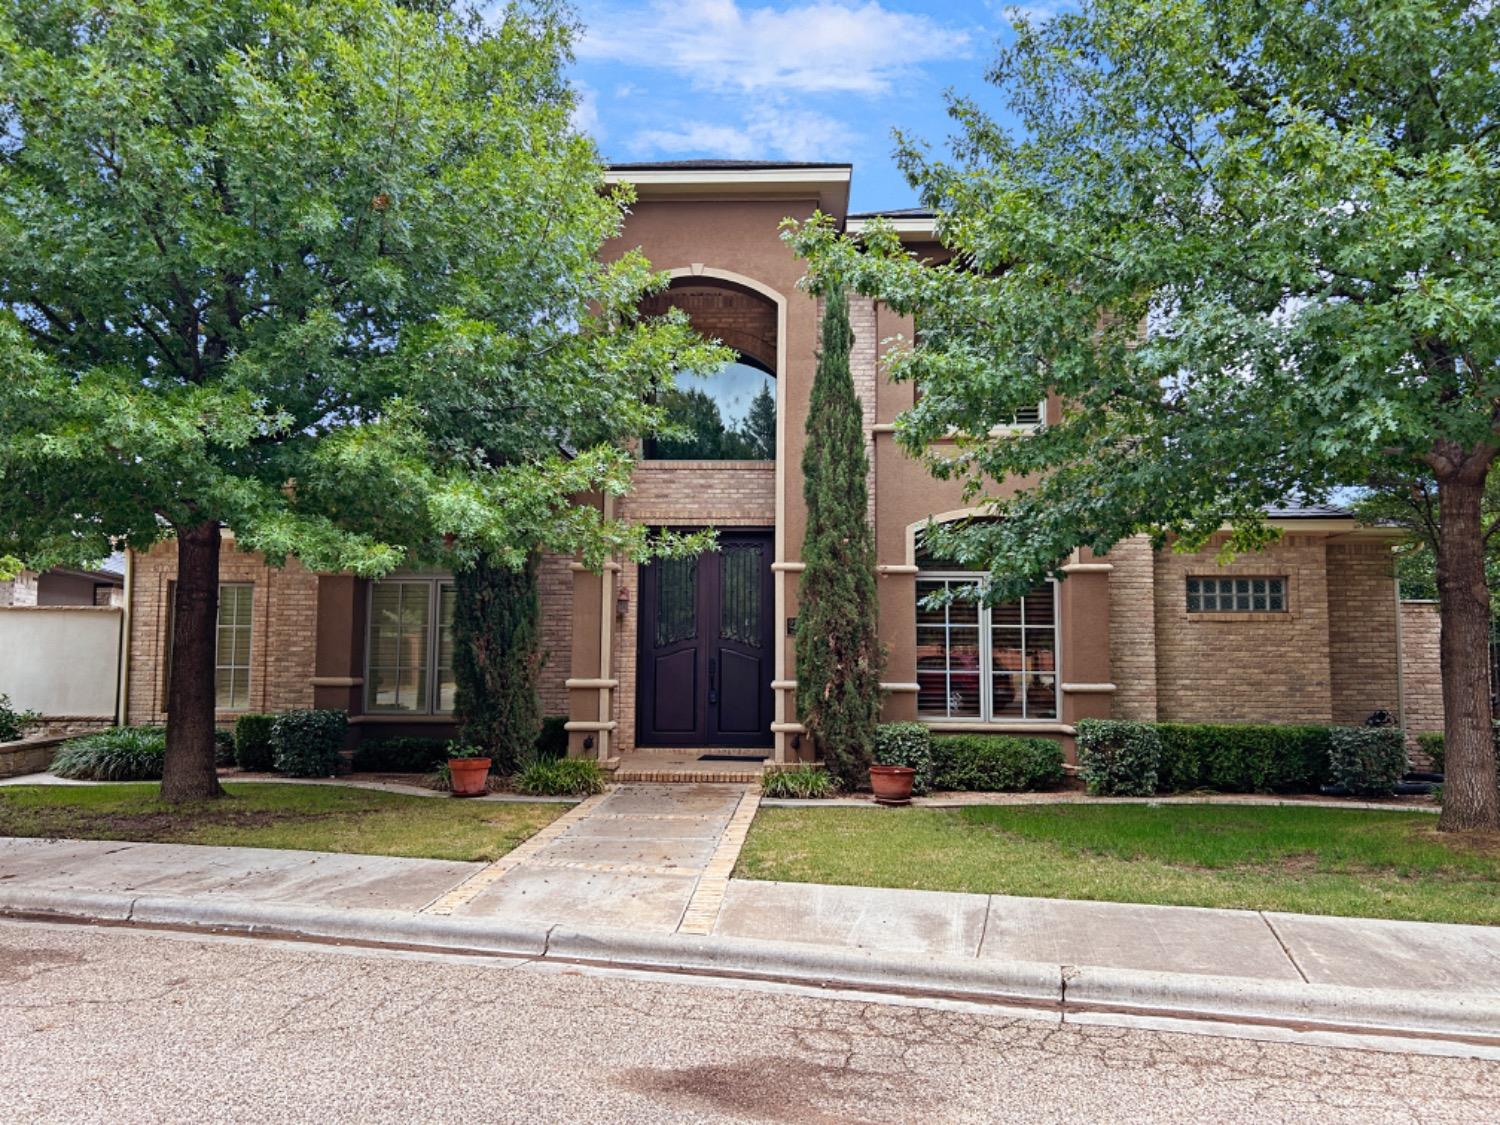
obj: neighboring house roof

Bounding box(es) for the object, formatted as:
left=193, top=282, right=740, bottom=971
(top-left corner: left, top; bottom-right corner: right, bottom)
left=1263, top=503, right=1353, bottom=520
left=846, top=207, right=935, bottom=220
left=95, top=551, right=126, bottom=578
left=607, top=160, right=853, bottom=171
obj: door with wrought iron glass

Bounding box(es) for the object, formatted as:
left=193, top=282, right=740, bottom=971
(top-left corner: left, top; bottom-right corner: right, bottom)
left=637, top=531, right=774, bottom=747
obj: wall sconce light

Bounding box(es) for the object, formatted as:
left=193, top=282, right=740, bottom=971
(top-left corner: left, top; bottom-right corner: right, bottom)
left=616, top=584, right=629, bottom=620
left=791, top=734, right=802, bottom=752
left=583, top=735, right=595, bottom=751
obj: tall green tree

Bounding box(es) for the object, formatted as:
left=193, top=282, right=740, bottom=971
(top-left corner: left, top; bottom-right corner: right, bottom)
left=0, top=0, right=719, bottom=800
left=739, top=381, right=777, bottom=460
left=795, top=285, right=883, bottom=788
left=789, top=0, right=1500, bottom=831
left=452, top=552, right=542, bottom=771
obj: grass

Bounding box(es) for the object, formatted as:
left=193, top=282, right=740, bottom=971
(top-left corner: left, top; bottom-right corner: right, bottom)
left=0, top=783, right=565, bottom=862
left=736, top=804, right=1500, bottom=925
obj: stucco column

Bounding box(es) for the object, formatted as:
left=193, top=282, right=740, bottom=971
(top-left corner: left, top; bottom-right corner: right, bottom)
left=1059, top=556, right=1115, bottom=743
left=312, top=575, right=364, bottom=714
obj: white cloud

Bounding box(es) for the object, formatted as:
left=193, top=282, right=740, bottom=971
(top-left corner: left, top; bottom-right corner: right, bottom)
left=571, top=82, right=602, bottom=139
left=630, top=106, right=848, bottom=162
left=578, top=1, right=970, bottom=96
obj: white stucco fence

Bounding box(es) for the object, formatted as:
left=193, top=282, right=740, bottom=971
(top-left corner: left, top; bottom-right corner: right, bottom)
left=0, top=606, right=122, bottom=718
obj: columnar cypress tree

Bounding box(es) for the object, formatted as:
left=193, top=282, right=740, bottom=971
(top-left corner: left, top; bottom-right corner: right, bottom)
left=452, top=552, right=542, bottom=772
left=796, top=285, right=884, bottom=788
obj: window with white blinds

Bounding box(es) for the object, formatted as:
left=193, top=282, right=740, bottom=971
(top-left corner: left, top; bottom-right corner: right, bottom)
left=366, top=579, right=456, bottom=714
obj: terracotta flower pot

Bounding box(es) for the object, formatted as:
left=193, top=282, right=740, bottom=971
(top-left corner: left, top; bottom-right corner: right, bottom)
left=448, top=757, right=492, bottom=798
left=869, top=764, right=916, bottom=806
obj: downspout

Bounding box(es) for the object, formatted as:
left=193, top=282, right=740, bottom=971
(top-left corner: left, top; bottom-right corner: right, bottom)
left=597, top=493, right=616, bottom=761
left=115, top=549, right=132, bottom=727
left=1393, top=577, right=1406, bottom=730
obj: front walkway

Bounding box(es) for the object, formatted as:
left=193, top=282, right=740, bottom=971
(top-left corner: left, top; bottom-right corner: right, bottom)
left=424, top=782, right=760, bottom=933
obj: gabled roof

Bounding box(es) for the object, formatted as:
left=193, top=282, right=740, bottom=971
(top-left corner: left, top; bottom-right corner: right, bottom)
left=846, top=207, right=934, bottom=220
left=1263, top=503, right=1352, bottom=520
left=604, top=161, right=853, bottom=218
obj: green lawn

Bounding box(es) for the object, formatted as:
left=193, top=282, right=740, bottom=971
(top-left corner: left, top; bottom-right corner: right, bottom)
left=0, top=783, right=564, bottom=862
left=736, top=804, right=1500, bottom=925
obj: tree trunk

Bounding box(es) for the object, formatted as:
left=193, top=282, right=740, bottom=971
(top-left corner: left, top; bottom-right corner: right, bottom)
left=1435, top=472, right=1499, bottom=833
left=161, top=521, right=225, bottom=802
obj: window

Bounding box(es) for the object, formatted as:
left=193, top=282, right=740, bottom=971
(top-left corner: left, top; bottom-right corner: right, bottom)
left=215, top=584, right=254, bottom=710
left=164, top=582, right=254, bottom=712
left=366, top=579, right=456, bottom=714
left=916, top=575, right=1058, bottom=721
left=1187, top=576, right=1286, bottom=613
left=647, top=360, right=776, bottom=460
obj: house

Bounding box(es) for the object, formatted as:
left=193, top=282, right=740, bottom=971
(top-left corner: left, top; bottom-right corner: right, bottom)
left=118, top=161, right=1433, bottom=762
left=1, top=556, right=124, bottom=608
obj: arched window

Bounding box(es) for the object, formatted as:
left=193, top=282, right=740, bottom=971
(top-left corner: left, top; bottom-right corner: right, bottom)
left=648, top=358, right=776, bottom=460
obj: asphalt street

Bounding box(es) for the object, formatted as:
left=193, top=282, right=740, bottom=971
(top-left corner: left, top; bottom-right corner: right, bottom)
left=1, top=919, right=1496, bottom=1124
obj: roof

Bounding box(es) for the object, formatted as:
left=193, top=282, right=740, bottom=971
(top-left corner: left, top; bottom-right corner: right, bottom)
left=607, top=160, right=852, bottom=171
left=846, top=207, right=935, bottom=220
left=1263, top=503, right=1352, bottom=520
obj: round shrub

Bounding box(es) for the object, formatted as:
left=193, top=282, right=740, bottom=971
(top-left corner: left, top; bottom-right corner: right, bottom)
left=270, top=709, right=348, bottom=778
left=51, top=726, right=166, bottom=780
left=874, top=722, right=933, bottom=794
left=1076, top=719, right=1161, bottom=796
left=233, top=713, right=277, bottom=771
left=514, top=757, right=606, bottom=797
left=931, top=734, right=1065, bottom=792
left=1328, top=726, right=1406, bottom=796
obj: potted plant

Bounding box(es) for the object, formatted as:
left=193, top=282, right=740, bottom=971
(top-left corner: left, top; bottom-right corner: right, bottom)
left=867, top=764, right=916, bottom=806
left=446, top=741, right=492, bottom=798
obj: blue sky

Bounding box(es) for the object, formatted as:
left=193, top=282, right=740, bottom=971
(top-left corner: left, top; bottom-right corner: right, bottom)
left=566, top=2, right=1043, bottom=213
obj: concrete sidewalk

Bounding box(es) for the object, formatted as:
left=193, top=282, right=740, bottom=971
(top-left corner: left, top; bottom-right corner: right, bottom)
left=3, top=832, right=1499, bottom=1052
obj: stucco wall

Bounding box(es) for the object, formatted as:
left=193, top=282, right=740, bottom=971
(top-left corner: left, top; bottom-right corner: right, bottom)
left=0, top=606, right=121, bottom=718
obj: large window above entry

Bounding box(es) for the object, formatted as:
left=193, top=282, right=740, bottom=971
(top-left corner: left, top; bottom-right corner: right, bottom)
left=916, top=575, right=1059, bottom=721
left=647, top=360, right=776, bottom=460
left=365, top=578, right=456, bottom=715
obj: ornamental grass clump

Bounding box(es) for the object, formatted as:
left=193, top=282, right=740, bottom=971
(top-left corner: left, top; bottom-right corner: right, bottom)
left=761, top=765, right=838, bottom=800
left=514, top=758, right=606, bottom=797
left=51, top=726, right=166, bottom=781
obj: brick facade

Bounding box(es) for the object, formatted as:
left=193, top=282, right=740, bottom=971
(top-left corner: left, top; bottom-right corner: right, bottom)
left=1107, top=536, right=1159, bottom=721
left=640, top=280, right=778, bottom=374
left=0, top=572, right=38, bottom=606
left=126, top=538, right=319, bottom=726
left=1400, top=600, right=1443, bottom=738
left=536, top=552, right=573, bottom=718
left=1326, top=544, right=1400, bottom=725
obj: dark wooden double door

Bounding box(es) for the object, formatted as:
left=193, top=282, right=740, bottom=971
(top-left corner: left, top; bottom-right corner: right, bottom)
left=637, top=531, right=774, bottom=748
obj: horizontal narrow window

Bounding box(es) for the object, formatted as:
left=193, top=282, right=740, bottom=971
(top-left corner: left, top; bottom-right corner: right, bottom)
left=1186, top=576, right=1286, bottom=613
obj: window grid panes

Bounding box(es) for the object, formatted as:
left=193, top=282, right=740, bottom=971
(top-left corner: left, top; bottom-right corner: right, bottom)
left=214, top=584, right=254, bottom=710
left=916, top=576, right=1059, bottom=721
left=1186, top=576, right=1285, bottom=613
left=366, top=579, right=456, bottom=715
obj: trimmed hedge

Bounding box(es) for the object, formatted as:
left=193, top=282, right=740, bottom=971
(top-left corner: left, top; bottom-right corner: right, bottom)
left=270, top=709, right=347, bottom=778
left=874, top=722, right=934, bottom=794
left=233, top=713, right=277, bottom=771
left=931, top=734, right=1066, bottom=792
left=1076, top=719, right=1161, bottom=796
left=353, top=737, right=449, bottom=774
left=1154, top=723, right=1331, bottom=793
left=1328, top=726, right=1407, bottom=796
left=213, top=727, right=237, bottom=767
left=1416, top=731, right=1445, bottom=773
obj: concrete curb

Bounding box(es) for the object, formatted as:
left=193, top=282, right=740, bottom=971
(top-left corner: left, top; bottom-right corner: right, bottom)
left=4, top=886, right=1497, bottom=1047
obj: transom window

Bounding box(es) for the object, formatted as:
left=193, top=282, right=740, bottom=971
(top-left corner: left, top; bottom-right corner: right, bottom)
left=915, top=575, right=1059, bottom=721
left=366, top=579, right=456, bottom=715
left=1187, top=576, right=1286, bottom=613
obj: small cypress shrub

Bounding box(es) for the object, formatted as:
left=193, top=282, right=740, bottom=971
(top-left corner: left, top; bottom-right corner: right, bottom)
left=1076, top=719, right=1161, bottom=796
left=535, top=716, right=569, bottom=762
left=270, top=709, right=347, bottom=777
left=873, top=722, right=934, bottom=794
left=233, top=713, right=277, bottom=771
left=51, top=726, right=166, bottom=780
left=761, top=764, right=837, bottom=799
left=1328, top=727, right=1407, bottom=796
left=931, top=734, right=1066, bottom=792
left=794, top=284, right=883, bottom=790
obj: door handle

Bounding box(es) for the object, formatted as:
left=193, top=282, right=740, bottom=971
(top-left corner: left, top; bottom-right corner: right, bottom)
left=708, top=657, right=718, bottom=705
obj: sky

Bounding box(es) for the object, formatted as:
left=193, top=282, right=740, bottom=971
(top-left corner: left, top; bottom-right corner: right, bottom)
left=566, top=2, right=1045, bottom=213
